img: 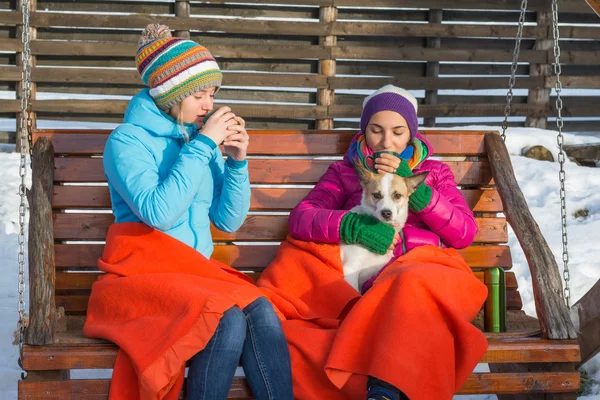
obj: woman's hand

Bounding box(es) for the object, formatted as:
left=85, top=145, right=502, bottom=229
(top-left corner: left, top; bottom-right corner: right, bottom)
left=200, top=107, right=238, bottom=146
left=388, top=232, right=399, bottom=252
left=224, top=116, right=249, bottom=162
left=374, top=153, right=401, bottom=174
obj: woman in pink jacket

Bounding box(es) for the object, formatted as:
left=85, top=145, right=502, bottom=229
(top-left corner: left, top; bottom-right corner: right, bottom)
left=288, top=85, right=479, bottom=400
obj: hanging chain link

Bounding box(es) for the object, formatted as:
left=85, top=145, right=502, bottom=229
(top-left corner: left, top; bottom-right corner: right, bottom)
left=502, top=0, right=528, bottom=142
left=17, top=0, right=33, bottom=371
left=551, top=0, right=571, bottom=308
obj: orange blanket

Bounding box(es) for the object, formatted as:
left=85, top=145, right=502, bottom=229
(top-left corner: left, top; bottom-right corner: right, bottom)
left=83, top=223, right=264, bottom=400
left=258, top=237, right=489, bottom=400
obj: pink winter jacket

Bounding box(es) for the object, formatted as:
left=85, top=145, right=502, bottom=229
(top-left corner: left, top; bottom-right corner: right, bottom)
left=288, top=134, right=478, bottom=257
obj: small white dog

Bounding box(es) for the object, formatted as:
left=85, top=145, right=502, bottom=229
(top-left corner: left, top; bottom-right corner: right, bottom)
left=341, top=162, right=428, bottom=292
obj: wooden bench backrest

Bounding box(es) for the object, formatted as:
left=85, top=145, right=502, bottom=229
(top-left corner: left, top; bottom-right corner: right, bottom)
left=33, top=129, right=520, bottom=315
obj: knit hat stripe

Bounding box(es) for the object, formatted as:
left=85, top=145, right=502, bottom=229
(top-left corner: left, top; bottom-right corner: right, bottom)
left=153, top=74, right=221, bottom=104
left=153, top=56, right=217, bottom=88
left=150, top=49, right=213, bottom=87
left=141, top=41, right=196, bottom=83
left=137, top=37, right=173, bottom=63
left=137, top=38, right=184, bottom=74
left=153, top=76, right=223, bottom=110
left=151, top=65, right=222, bottom=100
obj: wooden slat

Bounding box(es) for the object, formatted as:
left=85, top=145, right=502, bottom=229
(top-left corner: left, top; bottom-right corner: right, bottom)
left=461, top=372, right=580, bottom=394
left=34, top=57, right=316, bottom=71
left=456, top=245, right=512, bottom=269
left=331, top=103, right=548, bottom=118
left=329, top=76, right=546, bottom=90
left=52, top=213, right=507, bottom=242
left=31, top=86, right=315, bottom=104
left=332, top=22, right=546, bottom=39
left=53, top=290, right=522, bottom=313
left=29, top=12, right=329, bottom=36
left=36, top=1, right=173, bottom=13
left=0, top=66, right=328, bottom=88
left=333, top=0, right=590, bottom=12
left=52, top=158, right=493, bottom=185
left=61, top=307, right=527, bottom=339
left=53, top=244, right=283, bottom=270
left=508, top=289, right=524, bottom=311
left=56, top=271, right=99, bottom=291
left=332, top=46, right=548, bottom=63
left=31, top=100, right=326, bottom=118
left=21, top=338, right=580, bottom=371
left=0, top=66, right=21, bottom=81
left=49, top=311, right=540, bottom=344
left=36, top=0, right=330, bottom=8
left=34, top=130, right=492, bottom=156
left=52, top=186, right=310, bottom=211
left=17, top=372, right=580, bottom=397
left=56, top=270, right=519, bottom=292
left=29, top=40, right=330, bottom=59
left=561, top=51, right=600, bottom=65
left=53, top=244, right=512, bottom=270
left=0, top=38, right=21, bottom=52
left=52, top=186, right=504, bottom=212
left=0, top=99, right=22, bottom=113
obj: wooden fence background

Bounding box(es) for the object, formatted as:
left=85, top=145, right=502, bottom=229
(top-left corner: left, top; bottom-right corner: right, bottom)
left=1, top=0, right=600, bottom=144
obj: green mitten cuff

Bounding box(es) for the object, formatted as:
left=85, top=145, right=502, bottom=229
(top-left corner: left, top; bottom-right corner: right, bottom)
left=409, top=183, right=433, bottom=212
left=340, top=212, right=396, bottom=255
left=395, top=159, right=413, bottom=177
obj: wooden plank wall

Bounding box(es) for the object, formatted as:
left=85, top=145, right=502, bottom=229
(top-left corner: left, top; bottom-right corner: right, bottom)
left=1, top=0, right=600, bottom=143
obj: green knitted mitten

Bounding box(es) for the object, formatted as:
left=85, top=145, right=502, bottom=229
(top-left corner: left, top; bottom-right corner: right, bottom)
left=408, top=184, right=433, bottom=212
left=340, top=212, right=396, bottom=255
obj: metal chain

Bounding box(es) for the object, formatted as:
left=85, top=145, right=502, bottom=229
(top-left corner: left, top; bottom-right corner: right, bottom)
left=551, top=0, right=571, bottom=308
left=502, top=0, right=528, bottom=142
left=17, top=0, right=33, bottom=371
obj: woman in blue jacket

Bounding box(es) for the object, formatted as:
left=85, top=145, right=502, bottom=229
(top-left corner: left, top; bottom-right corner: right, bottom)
left=102, top=24, right=293, bottom=400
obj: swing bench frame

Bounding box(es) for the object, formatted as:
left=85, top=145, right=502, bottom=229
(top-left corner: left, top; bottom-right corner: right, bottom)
left=17, top=128, right=583, bottom=399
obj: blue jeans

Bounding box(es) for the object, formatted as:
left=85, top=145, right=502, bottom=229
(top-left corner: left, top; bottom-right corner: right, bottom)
left=187, top=297, right=293, bottom=400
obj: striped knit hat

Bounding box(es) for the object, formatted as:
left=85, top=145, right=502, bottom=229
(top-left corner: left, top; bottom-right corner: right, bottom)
left=136, top=24, right=223, bottom=111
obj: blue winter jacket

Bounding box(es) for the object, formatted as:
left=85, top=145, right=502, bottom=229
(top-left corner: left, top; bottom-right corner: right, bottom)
left=103, top=89, right=250, bottom=259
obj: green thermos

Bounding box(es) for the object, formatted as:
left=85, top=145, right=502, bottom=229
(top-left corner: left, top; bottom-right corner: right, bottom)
left=484, top=267, right=506, bottom=332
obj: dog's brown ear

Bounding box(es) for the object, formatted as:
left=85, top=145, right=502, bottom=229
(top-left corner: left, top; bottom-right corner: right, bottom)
left=405, top=171, right=429, bottom=194
left=353, top=160, right=375, bottom=187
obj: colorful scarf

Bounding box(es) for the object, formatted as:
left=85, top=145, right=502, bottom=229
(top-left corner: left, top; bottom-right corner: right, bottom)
left=346, top=132, right=428, bottom=173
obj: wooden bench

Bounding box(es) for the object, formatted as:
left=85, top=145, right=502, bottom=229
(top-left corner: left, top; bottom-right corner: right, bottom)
left=18, top=129, right=581, bottom=399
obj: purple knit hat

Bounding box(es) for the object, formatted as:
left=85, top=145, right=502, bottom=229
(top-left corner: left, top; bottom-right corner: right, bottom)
left=360, top=85, right=419, bottom=138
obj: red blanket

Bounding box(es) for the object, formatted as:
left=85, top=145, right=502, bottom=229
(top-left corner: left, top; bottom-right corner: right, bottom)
left=258, top=237, right=488, bottom=400
left=84, top=223, right=488, bottom=400
left=83, top=223, right=264, bottom=400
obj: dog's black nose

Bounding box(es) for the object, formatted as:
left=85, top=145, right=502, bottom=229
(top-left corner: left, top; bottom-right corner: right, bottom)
left=381, top=209, right=392, bottom=220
